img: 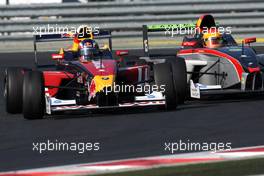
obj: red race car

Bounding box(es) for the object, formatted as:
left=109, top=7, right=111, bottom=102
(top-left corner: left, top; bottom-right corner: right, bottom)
left=4, top=29, right=186, bottom=119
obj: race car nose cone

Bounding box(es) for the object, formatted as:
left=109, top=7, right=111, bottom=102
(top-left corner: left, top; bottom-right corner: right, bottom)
left=92, top=75, right=115, bottom=93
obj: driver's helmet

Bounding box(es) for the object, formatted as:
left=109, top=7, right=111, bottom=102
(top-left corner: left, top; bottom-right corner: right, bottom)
left=79, top=39, right=99, bottom=61
left=203, top=29, right=223, bottom=49
left=69, top=25, right=94, bottom=52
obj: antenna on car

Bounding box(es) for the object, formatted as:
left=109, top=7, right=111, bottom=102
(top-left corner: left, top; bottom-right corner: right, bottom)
left=242, top=40, right=245, bottom=56
left=33, top=35, right=38, bottom=69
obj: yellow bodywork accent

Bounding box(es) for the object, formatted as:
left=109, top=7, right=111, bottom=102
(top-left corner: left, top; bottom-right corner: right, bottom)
left=71, top=41, right=79, bottom=52
left=59, top=48, right=64, bottom=54
left=196, top=18, right=202, bottom=28
left=93, top=75, right=115, bottom=93
left=203, top=31, right=221, bottom=39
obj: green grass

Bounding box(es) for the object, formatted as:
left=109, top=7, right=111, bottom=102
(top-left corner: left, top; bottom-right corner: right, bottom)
left=92, top=158, right=264, bottom=176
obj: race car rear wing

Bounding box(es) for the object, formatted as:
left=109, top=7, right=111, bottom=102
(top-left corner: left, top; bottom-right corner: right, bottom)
left=142, top=22, right=223, bottom=56
left=33, top=30, right=112, bottom=66
left=142, top=23, right=196, bottom=56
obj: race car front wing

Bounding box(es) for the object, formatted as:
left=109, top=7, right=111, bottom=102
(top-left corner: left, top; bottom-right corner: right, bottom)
left=45, top=91, right=165, bottom=114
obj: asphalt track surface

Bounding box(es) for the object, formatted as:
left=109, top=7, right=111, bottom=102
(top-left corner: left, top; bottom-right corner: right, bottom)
left=0, top=48, right=264, bottom=172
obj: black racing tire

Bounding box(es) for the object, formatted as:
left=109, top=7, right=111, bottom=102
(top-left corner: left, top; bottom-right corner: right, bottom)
left=23, top=71, right=45, bottom=120
left=154, top=62, right=177, bottom=110
left=97, top=91, right=118, bottom=107
left=4, top=67, right=24, bottom=114
left=167, top=57, right=187, bottom=104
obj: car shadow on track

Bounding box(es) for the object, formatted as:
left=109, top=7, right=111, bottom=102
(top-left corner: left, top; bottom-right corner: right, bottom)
left=48, top=95, right=264, bottom=120
left=46, top=94, right=264, bottom=120
left=50, top=106, right=171, bottom=120
left=3, top=92, right=264, bottom=120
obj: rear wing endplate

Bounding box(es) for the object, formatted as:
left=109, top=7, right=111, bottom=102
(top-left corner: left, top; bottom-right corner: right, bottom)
left=142, top=23, right=196, bottom=56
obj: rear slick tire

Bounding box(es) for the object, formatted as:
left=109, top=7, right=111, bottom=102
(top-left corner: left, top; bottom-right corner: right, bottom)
left=23, top=71, right=45, bottom=120
left=4, top=67, right=24, bottom=114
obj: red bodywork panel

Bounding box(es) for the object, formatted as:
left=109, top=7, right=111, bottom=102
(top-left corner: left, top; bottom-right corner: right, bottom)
left=182, top=41, right=198, bottom=47
left=116, top=50, right=129, bottom=56
left=81, top=60, right=116, bottom=76
left=117, top=65, right=150, bottom=84
left=248, top=67, right=260, bottom=73
left=43, top=60, right=116, bottom=97
left=43, top=60, right=149, bottom=97
left=43, top=71, right=74, bottom=97
left=244, top=37, right=256, bottom=44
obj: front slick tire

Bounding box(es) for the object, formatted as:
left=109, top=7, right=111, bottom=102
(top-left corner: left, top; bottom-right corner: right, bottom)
left=167, top=57, right=187, bottom=104
left=23, top=71, right=45, bottom=120
left=154, top=62, right=177, bottom=110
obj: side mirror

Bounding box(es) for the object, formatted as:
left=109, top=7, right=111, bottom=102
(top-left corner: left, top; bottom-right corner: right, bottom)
left=244, top=37, right=256, bottom=44
left=51, top=54, right=64, bottom=60
left=116, top=50, right=128, bottom=56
